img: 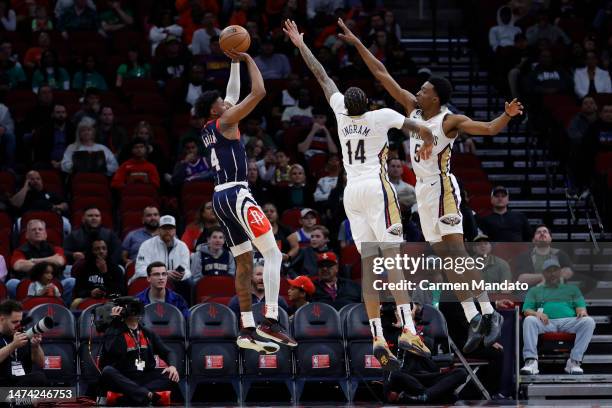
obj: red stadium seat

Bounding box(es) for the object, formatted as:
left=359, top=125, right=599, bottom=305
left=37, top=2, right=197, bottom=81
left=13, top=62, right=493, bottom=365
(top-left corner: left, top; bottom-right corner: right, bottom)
left=464, top=181, right=493, bottom=196
left=128, top=277, right=149, bottom=296
left=281, top=208, right=302, bottom=230
left=125, top=263, right=136, bottom=283
left=71, top=173, right=109, bottom=190
left=454, top=168, right=488, bottom=183
left=6, top=90, right=36, bottom=121
left=540, top=332, right=576, bottom=342
left=72, top=183, right=112, bottom=199
left=341, top=244, right=362, bottom=281
left=121, top=211, right=143, bottom=238
left=0, top=282, right=6, bottom=300
left=123, top=79, right=158, bottom=93
left=72, top=196, right=112, bottom=212
left=469, top=195, right=492, bottom=217
left=71, top=209, right=113, bottom=230
left=194, top=276, right=235, bottom=303
left=75, top=297, right=108, bottom=311
left=37, top=170, right=65, bottom=198
left=0, top=211, right=12, bottom=230
left=21, top=211, right=63, bottom=234
left=53, top=90, right=80, bottom=106
left=132, top=93, right=168, bottom=115
left=181, top=180, right=215, bottom=202
left=0, top=229, right=10, bottom=261
left=207, top=296, right=232, bottom=305
left=595, top=152, right=612, bottom=174
left=307, top=154, right=329, bottom=178
left=120, top=196, right=160, bottom=213
left=21, top=296, right=65, bottom=310
left=0, top=171, right=16, bottom=195
left=451, top=153, right=481, bottom=170
left=122, top=183, right=159, bottom=198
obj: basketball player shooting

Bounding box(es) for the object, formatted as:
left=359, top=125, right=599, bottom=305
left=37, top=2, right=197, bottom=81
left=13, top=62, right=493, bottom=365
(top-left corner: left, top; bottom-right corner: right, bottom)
left=338, top=18, right=523, bottom=353
left=284, top=19, right=435, bottom=370
left=194, top=50, right=297, bottom=354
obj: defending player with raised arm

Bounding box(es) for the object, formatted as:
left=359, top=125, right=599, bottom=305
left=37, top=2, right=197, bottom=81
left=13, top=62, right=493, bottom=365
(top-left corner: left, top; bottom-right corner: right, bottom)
left=338, top=18, right=524, bottom=353
left=194, top=50, right=297, bottom=355
left=284, top=19, right=435, bottom=371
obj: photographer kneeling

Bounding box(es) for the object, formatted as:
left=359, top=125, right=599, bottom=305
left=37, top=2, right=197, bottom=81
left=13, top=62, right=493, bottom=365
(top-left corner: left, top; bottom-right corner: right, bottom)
left=98, top=297, right=180, bottom=406
left=0, top=300, right=47, bottom=386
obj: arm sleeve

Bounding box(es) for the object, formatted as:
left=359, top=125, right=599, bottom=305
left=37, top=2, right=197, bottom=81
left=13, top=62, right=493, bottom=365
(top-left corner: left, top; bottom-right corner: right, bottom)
left=329, top=92, right=345, bottom=114
left=224, top=62, right=241, bottom=106
left=379, top=108, right=406, bottom=130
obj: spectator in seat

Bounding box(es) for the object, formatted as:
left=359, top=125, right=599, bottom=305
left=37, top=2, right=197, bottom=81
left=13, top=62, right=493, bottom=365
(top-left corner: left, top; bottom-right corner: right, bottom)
left=256, top=148, right=276, bottom=182
left=191, top=12, right=220, bottom=56
left=313, top=154, right=341, bottom=208
left=23, top=31, right=51, bottom=70
left=31, top=50, right=70, bottom=92
left=154, top=36, right=191, bottom=84
left=489, top=6, right=522, bottom=52
left=32, top=104, right=75, bottom=169
left=242, top=116, right=276, bottom=149
left=118, top=121, right=167, bottom=178
left=516, top=225, right=573, bottom=286
left=27, top=262, right=61, bottom=297
left=115, top=46, right=151, bottom=88
left=369, top=30, right=391, bottom=63
left=99, top=294, right=180, bottom=405
left=197, top=36, right=230, bottom=81
left=71, top=238, right=125, bottom=309
left=72, top=87, right=101, bottom=124
left=263, top=203, right=297, bottom=266
left=184, top=63, right=212, bottom=108
left=181, top=201, right=219, bottom=252
left=525, top=48, right=574, bottom=98
left=277, top=164, right=315, bottom=211
left=31, top=5, right=53, bottom=32
left=149, top=9, right=183, bottom=56
left=574, top=51, right=612, bottom=99
left=111, top=138, right=161, bottom=190
left=7, top=219, right=73, bottom=303
left=63, top=206, right=122, bottom=264
left=72, top=54, right=108, bottom=92
left=272, top=150, right=291, bottom=186
left=135, top=262, right=189, bottom=319
left=290, top=225, right=331, bottom=277
left=10, top=170, right=68, bottom=219
left=520, top=259, right=595, bottom=375
left=22, top=85, right=54, bottom=134
left=132, top=215, right=191, bottom=286
left=254, top=37, right=291, bottom=80
left=0, top=300, right=47, bottom=387
left=99, top=0, right=134, bottom=35
left=61, top=118, right=118, bottom=176
left=568, top=96, right=598, bottom=146
left=171, top=137, right=212, bottom=187
left=247, top=159, right=272, bottom=204
left=57, top=0, right=100, bottom=39
left=191, top=227, right=235, bottom=281
left=585, top=103, right=612, bottom=153
left=478, top=186, right=532, bottom=242
left=96, top=106, right=127, bottom=154
left=228, top=260, right=289, bottom=316
left=297, top=108, right=338, bottom=159
left=0, top=1, right=16, bottom=31
left=287, top=208, right=318, bottom=255
left=281, top=89, right=313, bottom=128
left=311, top=251, right=360, bottom=310
left=387, top=158, right=416, bottom=210
left=471, top=234, right=512, bottom=293
left=121, top=206, right=160, bottom=264
left=287, top=275, right=315, bottom=316
left=0, top=98, right=15, bottom=170
left=525, top=10, right=571, bottom=47
left=0, top=47, right=26, bottom=89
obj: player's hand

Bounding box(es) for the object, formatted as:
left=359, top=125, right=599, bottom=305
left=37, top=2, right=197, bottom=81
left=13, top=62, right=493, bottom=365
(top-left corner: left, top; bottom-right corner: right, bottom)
left=30, top=334, right=43, bottom=347
left=536, top=311, right=549, bottom=325
left=223, top=50, right=248, bottom=62
left=283, top=19, right=304, bottom=48
left=111, top=306, right=123, bottom=317
left=418, top=140, right=434, bottom=161
left=162, top=365, right=179, bottom=382
left=505, top=98, right=523, bottom=117
left=11, top=332, right=29, bottom=350
left=337, top=18, right=359, bottom=46
left=576, top=310, right=588, bottom=318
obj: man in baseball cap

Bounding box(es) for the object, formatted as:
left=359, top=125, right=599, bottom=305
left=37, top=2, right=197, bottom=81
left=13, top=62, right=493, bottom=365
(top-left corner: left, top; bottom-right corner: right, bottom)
left=479, top=184, right=531, bottom=242
left=287, top=208, right=318, bottom=254
left=311, top=251, right=361, bottom=310
left=286, top=275, right=315, bottom=316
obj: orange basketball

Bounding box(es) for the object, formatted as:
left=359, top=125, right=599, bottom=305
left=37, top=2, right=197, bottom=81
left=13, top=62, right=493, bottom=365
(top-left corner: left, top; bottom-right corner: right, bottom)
left=219, top=25, right=251, bottom=53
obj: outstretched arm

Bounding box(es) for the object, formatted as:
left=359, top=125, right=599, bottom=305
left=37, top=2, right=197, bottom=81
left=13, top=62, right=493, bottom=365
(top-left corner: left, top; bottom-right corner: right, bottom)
left=448, top=99, right=523, bottom=136
left=283, top=20, right=339, bottom=102
left=220, top=51, right=265, bottom=133
left=338, top=18, right=416, bottom=113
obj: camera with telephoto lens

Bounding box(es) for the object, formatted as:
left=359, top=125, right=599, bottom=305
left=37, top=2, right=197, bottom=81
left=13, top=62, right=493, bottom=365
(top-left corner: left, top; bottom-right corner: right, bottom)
left=23, top=316, right=55, bottom=339
left=92, top=296, right=144, bottom=332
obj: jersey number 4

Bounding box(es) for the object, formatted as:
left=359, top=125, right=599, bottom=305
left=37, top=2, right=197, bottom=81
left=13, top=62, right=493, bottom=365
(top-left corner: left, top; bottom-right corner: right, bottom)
left=345, top=140, right=365, bottom=164
left=210, top=148, right=221, bottom=171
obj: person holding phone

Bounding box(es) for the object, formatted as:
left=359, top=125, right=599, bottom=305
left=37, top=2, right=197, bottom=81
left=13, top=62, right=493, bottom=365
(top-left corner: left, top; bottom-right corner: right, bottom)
left=71, top=238, right=126, bottom=309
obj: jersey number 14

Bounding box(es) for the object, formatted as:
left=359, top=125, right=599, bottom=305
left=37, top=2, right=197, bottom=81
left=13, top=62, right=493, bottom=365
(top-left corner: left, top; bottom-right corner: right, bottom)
left=345, top=140, right=365, bottom=164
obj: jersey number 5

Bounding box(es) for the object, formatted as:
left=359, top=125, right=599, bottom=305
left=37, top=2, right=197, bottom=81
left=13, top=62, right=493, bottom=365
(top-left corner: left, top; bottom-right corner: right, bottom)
left=210, top=148, right=221, bottom=171
left=413, top=143, right=421, bottom=163
left=346, top=139, right=365, bottom=165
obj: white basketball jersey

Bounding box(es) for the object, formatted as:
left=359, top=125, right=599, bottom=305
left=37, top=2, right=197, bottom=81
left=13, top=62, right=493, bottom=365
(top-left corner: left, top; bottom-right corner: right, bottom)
left=329, top=92, right=405, bottom=182
left=408, top=107, right=455, bottom=179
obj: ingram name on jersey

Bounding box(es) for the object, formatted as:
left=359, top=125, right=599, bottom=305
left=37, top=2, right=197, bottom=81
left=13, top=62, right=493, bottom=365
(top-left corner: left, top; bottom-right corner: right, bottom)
left=201, top=119, right=248, bottom=185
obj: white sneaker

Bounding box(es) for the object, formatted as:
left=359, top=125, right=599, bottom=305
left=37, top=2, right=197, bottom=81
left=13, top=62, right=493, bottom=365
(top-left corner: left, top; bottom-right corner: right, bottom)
left=565, top=359, right=584, bottom=374
left=520, top=359, right=539, bottom=375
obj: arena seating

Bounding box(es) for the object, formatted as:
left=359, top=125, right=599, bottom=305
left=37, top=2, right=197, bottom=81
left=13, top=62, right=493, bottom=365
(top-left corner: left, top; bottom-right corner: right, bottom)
left=143, top=303, right=187, bottom=375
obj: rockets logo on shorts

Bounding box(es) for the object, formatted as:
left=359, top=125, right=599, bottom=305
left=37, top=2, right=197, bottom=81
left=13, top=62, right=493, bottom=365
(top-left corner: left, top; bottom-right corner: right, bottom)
left=247, top=206, right=271, bottom=237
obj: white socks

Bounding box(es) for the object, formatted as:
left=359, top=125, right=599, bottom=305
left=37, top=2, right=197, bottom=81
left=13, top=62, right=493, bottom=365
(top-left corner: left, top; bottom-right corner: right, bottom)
left=255, top=231, right=283, bottom=321
left=461, top=300, right=479, bottom=322
left=241, top=311, right=256, bottom=329
left=369, top=318, right=384, bottom=340
left=397, top=303, right=417, bottom=335
left=477, top=292, right=494, bottom=315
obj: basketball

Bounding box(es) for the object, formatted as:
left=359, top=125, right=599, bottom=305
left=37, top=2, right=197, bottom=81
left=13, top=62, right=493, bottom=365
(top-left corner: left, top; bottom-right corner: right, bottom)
left=219, top=25, right=251, bottom=53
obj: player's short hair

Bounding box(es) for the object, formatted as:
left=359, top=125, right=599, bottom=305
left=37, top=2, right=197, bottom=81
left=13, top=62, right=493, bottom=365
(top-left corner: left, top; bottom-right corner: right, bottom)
left=194, top=90, right=221, bottom=119
left=428, top=76, right=452, bottom=106
left=344, top=87, right=368, bottom=116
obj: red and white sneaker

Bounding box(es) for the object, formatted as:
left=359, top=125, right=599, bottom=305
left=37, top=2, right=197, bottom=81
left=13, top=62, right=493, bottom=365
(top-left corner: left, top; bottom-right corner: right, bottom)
left=256, top=318, right=298, bottom=347
left=237, top=327, right=280, bottom=354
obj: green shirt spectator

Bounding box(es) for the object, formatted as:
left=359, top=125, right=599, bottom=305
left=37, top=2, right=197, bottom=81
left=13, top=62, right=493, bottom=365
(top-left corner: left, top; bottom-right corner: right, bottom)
left=99, top=1, right=134, bottom=34
left=72, top=55, right=108, bottom=92
left=115, top=47, right=150, bottom=88
left=522, top=283, right=586, bottom=319
left=2, top=63, right=26, bottom=89
left=32, top=67, right=70, bottom=92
